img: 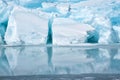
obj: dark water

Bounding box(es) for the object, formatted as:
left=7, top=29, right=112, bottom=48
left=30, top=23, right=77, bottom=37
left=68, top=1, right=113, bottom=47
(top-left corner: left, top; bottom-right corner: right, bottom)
left=0, top=45, right=120, bottom=79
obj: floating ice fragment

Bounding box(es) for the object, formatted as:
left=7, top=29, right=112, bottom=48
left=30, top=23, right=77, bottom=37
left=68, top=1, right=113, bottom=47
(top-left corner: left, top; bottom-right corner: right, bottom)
left=52, top=18, right=94, bottom=45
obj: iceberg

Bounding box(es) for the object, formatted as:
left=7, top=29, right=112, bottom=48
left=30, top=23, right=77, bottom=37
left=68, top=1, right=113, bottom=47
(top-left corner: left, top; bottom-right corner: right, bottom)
left=5, top=6, right=51, bottom=45
left=52, top=18, right=94, bottom=45
left=92, top=16, right=112, bottom=44
left=18, top=0, right=44, bottom=8
left=0, top=0, right=120, bottom=45
left=69, top=0, right=120, bottom=44
left=42, top=2, right=71, bottom=18
left=112, top=26, right=120, bottom=43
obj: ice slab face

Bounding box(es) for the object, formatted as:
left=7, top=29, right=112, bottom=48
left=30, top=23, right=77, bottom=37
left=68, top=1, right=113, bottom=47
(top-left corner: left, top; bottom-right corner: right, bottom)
left=52, top=18, right=94, bottom=45
left=5, top=7, right=50, bottom=45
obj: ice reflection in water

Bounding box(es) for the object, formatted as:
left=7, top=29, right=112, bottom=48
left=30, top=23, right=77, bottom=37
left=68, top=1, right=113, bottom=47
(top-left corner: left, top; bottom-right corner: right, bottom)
left=0, top=46, right=120, bottom=76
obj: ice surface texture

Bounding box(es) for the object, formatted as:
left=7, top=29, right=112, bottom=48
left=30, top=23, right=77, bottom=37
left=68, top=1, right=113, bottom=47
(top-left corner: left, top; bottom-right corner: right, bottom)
left=0, top=0, right=120, bottom=45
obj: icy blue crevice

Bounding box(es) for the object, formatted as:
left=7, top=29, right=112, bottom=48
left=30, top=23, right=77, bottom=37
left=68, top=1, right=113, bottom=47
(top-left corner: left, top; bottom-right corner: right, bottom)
left=0, top=21, right=8, bottom=45
left=86, top=30, right=99, bottom=43
left=46, top=15, right=54, bottom=45
left=0, top=21, right=8, bottom=43
left=64, top=5, right=71, bottom=18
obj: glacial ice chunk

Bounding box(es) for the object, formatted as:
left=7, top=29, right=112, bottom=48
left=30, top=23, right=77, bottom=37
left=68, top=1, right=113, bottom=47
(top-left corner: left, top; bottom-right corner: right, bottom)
left=52, top=18, right=94, bottom=45
left=5, top=6, right=50, bottom=45
left=17, top=0, right=46, bottom=8
left=112, top=26, right=120, bottom=42
left=91, top=16, right=112, bottom=44
left=69, top=0, right=120, bottom=44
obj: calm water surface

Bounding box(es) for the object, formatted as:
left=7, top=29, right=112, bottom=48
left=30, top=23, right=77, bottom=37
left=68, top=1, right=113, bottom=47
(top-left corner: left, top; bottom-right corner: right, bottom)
left=0, top=45, right=120, bottom=76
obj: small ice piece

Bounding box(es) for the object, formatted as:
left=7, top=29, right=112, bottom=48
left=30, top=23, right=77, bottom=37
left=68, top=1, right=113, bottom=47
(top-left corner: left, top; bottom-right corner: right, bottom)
left=42, top=2, right=56, bottom=9
left=42, top=4, right=58, bottom=13
left=42, top=3, right=71, bottom=17
left=56, top=3, right=70, bottom=15
left=69, top=7, right=94, bottom=23
left=5, top=6, right=50, bottom=45
left=112, top=26, right=120, bottom=42
left=18, top=0, right=46, bottom=8
left=52, top=18, right=94, bottom=45
left=92, top=16, right=112, bottom=44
